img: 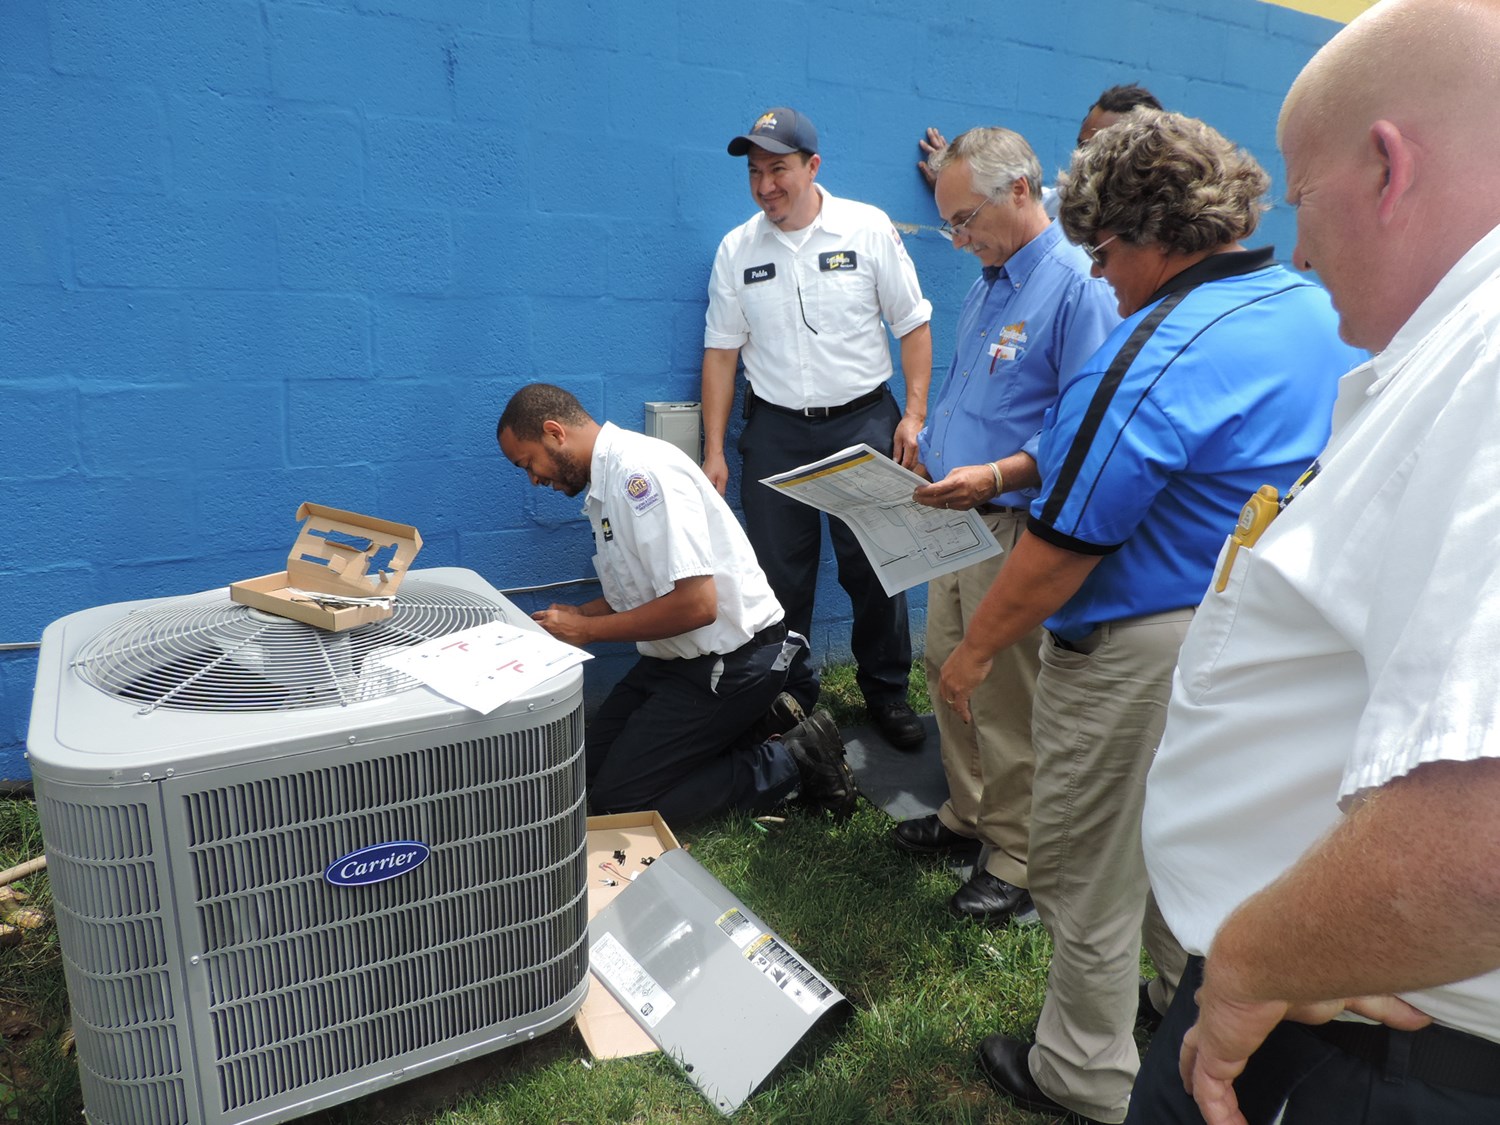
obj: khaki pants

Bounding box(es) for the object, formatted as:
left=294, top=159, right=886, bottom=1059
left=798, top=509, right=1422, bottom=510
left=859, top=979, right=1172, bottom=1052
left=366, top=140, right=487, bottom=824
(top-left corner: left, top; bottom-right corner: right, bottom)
left=924, top=509, right=1041, bottom=886
left=1026, top=611, right=1193, bottom=1124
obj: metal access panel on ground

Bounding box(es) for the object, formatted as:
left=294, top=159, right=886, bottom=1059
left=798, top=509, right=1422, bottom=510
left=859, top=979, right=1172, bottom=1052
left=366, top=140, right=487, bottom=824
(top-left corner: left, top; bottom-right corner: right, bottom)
left=587, top=848, right=847, bottom=1114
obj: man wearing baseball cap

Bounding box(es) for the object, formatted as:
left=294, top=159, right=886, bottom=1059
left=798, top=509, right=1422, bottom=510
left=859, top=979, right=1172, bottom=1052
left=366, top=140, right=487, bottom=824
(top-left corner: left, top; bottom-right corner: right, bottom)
left=702, top=107, right=934, bottom=750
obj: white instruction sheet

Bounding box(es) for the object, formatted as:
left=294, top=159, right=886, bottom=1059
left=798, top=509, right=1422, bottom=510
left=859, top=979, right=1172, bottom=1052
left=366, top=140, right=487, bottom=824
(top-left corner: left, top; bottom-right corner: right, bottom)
left=373, top=620, right=590, bottom=714
left=760, top=443, right=1002, bottom=595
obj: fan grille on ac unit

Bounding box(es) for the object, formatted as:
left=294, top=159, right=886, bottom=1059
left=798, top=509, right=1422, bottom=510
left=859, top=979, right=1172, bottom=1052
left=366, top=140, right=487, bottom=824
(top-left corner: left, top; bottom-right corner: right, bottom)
left=71, top=580, right=514, bottom=714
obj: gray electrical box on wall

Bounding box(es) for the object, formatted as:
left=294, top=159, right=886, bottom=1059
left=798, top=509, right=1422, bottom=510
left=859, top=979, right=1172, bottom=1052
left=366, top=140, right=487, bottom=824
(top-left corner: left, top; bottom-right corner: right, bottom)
left=645, top=401, right=703, bottom=465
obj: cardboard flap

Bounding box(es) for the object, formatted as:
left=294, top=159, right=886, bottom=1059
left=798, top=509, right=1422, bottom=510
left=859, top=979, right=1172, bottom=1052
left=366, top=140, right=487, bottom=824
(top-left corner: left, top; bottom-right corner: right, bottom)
left=285, top=502, right=423, bottom=598
left=578, top=813, right=682, bottom=1060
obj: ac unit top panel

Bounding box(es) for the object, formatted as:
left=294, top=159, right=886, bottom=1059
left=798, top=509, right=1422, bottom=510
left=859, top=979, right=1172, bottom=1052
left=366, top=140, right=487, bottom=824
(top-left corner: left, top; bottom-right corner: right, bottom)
left=28, top=568, right=585, bottom=785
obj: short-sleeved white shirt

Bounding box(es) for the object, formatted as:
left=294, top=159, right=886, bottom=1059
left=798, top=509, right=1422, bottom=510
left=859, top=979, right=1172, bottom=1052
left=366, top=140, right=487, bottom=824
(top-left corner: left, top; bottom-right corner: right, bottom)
left=704, top=183, right=932, bottom=410
left=584, top=422, right=782, bottom=660
left=1143, top=222, right=1500, bottom=1042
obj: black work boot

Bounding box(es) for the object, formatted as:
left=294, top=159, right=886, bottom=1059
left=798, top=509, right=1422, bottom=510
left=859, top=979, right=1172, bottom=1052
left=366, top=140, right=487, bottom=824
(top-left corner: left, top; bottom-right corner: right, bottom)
left=780, top=710, right=859, bottom=817
left=754, top=691, right=807, bottom=741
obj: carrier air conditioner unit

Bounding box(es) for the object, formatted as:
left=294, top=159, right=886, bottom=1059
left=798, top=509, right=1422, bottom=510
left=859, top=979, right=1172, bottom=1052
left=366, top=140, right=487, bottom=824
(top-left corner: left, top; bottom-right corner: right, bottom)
left=26, top=567, right=589, bottom=1125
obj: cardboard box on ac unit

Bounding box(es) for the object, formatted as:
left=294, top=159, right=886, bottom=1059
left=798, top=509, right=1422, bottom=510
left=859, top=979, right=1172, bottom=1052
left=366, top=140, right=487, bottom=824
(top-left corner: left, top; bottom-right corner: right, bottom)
left=230, top=502, right=422, bottom=632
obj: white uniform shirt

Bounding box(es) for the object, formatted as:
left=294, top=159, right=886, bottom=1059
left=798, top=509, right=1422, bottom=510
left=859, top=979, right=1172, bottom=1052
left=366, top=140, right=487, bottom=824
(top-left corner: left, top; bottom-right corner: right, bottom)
left=1143, top=221, right=1500, bottom=1042
left=704, top=183, right=932, bottom=410
left=584, top=422, right=782, bottom=660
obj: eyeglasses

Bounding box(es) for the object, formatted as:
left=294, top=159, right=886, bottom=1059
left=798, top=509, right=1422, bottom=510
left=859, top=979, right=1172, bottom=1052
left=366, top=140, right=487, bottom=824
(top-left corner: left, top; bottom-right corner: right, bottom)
left=1084, top=234, right=1119, bottom=266
left=939, top=196, right=992, bottom=239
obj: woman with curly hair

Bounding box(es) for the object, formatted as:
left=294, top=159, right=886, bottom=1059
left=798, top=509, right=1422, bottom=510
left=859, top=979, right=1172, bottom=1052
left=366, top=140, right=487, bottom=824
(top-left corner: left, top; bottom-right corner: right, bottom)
left=940, top=110, right=1366, bottom=1124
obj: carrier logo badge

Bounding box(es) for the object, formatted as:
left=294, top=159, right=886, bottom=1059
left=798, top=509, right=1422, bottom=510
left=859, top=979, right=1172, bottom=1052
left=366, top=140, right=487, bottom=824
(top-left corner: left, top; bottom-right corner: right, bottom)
left=744, top=263, right=777, bottom=284
left=819, top=251, right=858, bottom=271
left=625, top=472, right=663, bottom=515
left=325, top=841, right=430, bottom=887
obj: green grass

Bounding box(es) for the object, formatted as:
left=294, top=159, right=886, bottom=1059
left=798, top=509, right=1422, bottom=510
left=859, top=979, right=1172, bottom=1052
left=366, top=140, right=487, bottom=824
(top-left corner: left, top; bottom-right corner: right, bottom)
left=2, top=661, right=1103, bottom=1125
left=0, top=799, right=78, bottom=1125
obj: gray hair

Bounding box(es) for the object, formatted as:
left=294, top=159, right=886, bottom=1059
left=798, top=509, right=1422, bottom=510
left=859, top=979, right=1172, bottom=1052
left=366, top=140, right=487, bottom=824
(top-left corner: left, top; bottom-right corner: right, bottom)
left=1057, top=109, right=1269, bottom=255
left=930, top=126, right=1043, bottom=204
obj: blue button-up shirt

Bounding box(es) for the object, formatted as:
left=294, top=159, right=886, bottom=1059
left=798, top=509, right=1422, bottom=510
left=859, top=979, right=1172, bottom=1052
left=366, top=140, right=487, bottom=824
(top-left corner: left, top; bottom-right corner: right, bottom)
left=918, top=222, right=1118, bottom=506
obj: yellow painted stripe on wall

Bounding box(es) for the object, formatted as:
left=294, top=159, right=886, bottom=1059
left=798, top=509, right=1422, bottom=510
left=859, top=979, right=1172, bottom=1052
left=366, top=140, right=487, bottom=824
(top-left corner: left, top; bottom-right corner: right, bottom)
left=1260, top=0, right=1377, bottom=23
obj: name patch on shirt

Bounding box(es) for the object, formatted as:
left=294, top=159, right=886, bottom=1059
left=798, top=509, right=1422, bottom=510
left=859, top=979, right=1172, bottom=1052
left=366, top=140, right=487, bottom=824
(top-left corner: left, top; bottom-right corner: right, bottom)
left=819, top=251, right=858, bottom=272
left=624, top=472, right=663, bottom=515
left=989, top=321, right=1029, bottom=366
left=744, top=263, right=777, bottom=284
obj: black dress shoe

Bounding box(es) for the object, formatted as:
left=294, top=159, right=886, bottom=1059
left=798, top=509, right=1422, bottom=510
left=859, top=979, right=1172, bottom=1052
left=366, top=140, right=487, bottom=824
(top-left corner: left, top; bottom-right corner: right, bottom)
left=870, top=700, right=925, bottom=750
left=977, top=1035, right=1105, bottom=1124
left=949, top=870, right=1032, bottom=924
left=890, top=814, right=983, bottom=861
left=1137, top=976, right=1164, bottom=1033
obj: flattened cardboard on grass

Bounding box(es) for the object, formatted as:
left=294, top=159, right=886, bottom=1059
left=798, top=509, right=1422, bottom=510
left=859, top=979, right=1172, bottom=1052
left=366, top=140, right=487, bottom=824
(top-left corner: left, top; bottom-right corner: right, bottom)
left=578, top=812, right=682, bottom=1059
left=230, top=503, right=422, bottom=632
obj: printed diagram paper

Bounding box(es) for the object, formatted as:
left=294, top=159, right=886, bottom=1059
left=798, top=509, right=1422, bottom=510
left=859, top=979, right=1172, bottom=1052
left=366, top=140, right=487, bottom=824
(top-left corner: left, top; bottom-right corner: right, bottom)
left=373, top=620, right=590, bottom=714
left=760, top=444, right=1002, bottom=596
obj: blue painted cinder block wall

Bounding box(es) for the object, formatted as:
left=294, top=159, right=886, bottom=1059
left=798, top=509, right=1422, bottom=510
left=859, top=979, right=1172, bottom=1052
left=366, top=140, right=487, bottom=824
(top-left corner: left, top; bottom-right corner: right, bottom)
left=0, top=0, right=1342, bottom=782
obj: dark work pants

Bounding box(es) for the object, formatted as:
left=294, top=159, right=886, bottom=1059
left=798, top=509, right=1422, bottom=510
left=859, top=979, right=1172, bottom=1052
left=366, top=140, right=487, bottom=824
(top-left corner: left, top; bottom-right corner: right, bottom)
left=585, top=632, right=798, bottom=825
left=738, top=389, right=912, bottom=711
left=1126, top=956, right=1500, bottom=1124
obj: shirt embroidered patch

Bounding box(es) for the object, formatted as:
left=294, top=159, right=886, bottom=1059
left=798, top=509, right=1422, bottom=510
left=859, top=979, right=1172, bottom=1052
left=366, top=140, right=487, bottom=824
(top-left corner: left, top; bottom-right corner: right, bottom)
left=819, top=251, right=858, bottom=272
left=987, top=321, right=1029, bottom=367
left=600, top=516, right=613, bottom=542
left=744, top=263, right=776, bottom=284
left=624, top=472, right=663, bottom=515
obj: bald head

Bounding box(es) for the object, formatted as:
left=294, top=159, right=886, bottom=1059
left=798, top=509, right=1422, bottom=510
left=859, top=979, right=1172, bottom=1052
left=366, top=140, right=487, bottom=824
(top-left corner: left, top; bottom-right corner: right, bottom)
left=1282, top=0, right=1500, bottom=150
left=1279, top=0, right=1500, bottom=349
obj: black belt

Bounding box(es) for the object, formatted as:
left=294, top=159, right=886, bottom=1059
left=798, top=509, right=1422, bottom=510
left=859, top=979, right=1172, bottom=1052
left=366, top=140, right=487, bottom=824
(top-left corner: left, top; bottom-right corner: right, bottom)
left=749, top=620, right=788, bottom=647
left=1305, top=1017, right=1500, bottom=1097
left=755, top=386, right=885, bottom=419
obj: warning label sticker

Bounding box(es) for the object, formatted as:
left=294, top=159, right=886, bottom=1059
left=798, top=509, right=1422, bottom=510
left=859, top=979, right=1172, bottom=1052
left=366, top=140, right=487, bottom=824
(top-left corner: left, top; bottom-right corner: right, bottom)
left=743, top=933, right=834, bottom=1016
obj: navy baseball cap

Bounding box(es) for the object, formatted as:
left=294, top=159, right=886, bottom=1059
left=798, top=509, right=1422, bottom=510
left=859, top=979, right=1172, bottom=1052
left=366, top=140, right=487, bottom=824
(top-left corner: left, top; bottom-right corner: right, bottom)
left=727, top=107, right=819, bottom=156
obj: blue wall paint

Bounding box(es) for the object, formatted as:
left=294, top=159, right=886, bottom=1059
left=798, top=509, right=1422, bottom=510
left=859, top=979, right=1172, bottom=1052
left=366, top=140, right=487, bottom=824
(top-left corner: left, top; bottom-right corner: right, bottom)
left=0, top=0, right=1342, bottom=782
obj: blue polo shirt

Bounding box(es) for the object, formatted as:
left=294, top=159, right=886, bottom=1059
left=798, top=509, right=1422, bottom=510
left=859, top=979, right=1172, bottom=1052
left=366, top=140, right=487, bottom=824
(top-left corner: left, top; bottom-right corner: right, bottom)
left=1030, top=248, right=1365, bottom=640
left=918, top=223, right=1118, bottom=506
